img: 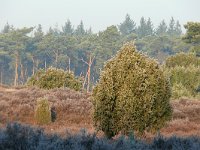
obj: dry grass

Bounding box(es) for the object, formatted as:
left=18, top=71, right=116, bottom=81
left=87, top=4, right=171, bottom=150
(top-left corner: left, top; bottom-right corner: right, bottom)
left=0, top=86, right=200, bottom=138
left=0, top=86, right=93, bottom=134
left=161, top=98, right=200, bottom=137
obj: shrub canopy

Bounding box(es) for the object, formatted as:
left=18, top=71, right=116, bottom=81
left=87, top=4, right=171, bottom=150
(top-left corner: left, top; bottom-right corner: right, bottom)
left=92, top=42, right=172, bottom=138
left=165, top=53, right=200, bottom=98
left=27, top=67, right=82, bottom=91
left=165, top=52, right=200, bottom=68
left=171, top=83, right=192, bottom=99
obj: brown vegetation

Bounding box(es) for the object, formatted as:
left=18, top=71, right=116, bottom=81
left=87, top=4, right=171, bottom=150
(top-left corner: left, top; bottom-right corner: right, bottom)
left=0, top=86, right=200, bottom=138
left=0, top=86, right=93, bottom=134
left=161, top=98, right=200, bottom=137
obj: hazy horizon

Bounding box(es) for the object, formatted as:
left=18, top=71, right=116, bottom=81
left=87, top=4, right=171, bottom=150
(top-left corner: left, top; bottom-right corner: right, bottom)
left=1, top=0, right=199, bottom=33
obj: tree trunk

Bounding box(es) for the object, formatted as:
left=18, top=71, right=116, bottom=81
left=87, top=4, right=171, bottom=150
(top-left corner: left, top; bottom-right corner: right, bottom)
left=83, top=72, right=88, bottom=90
left=20, top=63, right=24, bottom=84
left=81, top=54, right=95, bottom=93
left=32, top=56, right=35, bottom=76
left=36, top=59, right=39, bottom=71
left=14, top=52, right=19, bottom=86
left=87, top=55, right=92, bottom=93
left=52, top=49, right=59, bottom=69
left=44, top=58, right=47, bottom=71
left=25, top=66, right=28, bottom=81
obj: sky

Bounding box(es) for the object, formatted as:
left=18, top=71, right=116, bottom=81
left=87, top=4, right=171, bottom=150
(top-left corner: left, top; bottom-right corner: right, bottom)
left=0, top=0, right=200, bottom=33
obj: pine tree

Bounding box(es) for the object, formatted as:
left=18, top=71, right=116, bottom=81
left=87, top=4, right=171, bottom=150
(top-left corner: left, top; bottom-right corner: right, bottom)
left=146, top=18, right=154, bottom=36
left=75, top=20, right=85, bottom=36
left=1, top=22, right=13, bottom=33
left=156, top=20, right=168, bottom=35
left=62, top=19, right=74, bottom=35
left=86, top=27, right=93, bottom=35
left=175, top=21, right=182, bottom=36
left=118, top=14, right=136, bottom=35
left=183, top=22, right=200, bottom=56
left=34, top=24, right=43, bottom=40
left=167, top=17, right=175, bottom=36
left=0, top=27, right=33, bottom=86
left=48, top=27, right=54, bottom=35
left=137, top=17, right=147, bottom=38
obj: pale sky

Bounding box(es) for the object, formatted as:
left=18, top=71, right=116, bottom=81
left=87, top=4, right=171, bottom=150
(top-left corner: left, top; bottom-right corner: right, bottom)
left=0, top=0, right=199, bottom=33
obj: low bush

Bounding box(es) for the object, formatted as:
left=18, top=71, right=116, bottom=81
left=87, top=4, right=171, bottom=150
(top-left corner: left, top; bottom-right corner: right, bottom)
left=165, top=52, right=200, bottom=68
left=0, top=123, right=200, bottom=150
left=27, top=67, right=82, bottom=91
left=165, top=65, right=200, bottom=97
left=171, top=83, right=192, bottom=99
left=165, top=53, right=200, bottom=98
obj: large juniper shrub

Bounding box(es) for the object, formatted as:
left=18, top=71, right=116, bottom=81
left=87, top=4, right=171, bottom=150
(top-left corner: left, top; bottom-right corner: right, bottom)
left=92, top=42, right=172, bottom=138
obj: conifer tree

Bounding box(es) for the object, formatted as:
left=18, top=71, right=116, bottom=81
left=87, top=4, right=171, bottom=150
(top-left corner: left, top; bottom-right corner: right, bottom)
left=156, top=20, right=168, bottom=35
left=62, top=19, right=74, bottom=35
left=75, top=20, right=85, bottom=36
left=137, top=17, right=147, bottom=38
left=146, top=18, right=154, bottom=36
left=118, top=14, right=136, bottom=35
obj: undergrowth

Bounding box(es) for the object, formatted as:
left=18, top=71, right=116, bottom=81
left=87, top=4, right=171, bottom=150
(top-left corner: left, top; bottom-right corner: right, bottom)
left=0, top=123, right=200, bottom=150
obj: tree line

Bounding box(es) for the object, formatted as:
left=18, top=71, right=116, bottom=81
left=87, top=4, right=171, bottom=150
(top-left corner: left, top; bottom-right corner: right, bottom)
left=0, top=14, right=195, bottom=86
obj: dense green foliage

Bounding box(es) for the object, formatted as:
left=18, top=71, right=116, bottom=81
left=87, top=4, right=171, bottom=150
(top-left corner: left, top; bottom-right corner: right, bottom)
left=27, top=67, right=82, bottom=90
left=1, top=123, right=200, bottom=149
left=165, top=53, right=200, bottom=98
left=165, top=52, right=200, bottom=68
left=183, top=22, right=200, bottom=56
left=35, top=98, right=51, bottom=125
left=163, top=22, right=200, bottom=99
left=92, top=43, right=172, bottom=138
left=166, top=65, right=200, bottom=98
left=171, top=83, right=192, bottom=99
left=0, top=16, right=195, bottom=88
left=183, top=22, right=200, bottom=44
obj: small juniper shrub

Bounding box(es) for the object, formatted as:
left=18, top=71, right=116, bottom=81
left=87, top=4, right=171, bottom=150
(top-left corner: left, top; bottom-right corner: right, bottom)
left=35, top=98, right=51, bottom=125
left=27, top=67, right=82, bottom=91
